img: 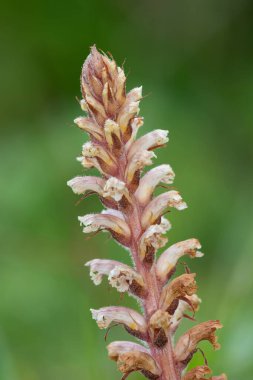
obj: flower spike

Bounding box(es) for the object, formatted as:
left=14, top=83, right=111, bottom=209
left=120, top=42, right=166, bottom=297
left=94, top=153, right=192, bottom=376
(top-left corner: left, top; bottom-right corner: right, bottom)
left=68, top=46, right=227, bottom=380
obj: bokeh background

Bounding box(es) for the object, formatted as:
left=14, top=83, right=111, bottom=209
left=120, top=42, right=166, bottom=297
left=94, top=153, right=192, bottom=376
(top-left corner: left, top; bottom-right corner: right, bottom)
left=1, top=0, right=253, bottom=379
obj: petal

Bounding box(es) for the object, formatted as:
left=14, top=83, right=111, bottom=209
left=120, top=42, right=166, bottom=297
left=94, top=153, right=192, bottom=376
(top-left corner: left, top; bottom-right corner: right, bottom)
left=125, top=117, right=144, bottom=150
left=91, top=306, right=147, bottom=335
left=115, top=67, right=126, bottom=104
left=82, top=141, right=116, bottom=170
left=174, top=320, right=223, bottom=364
left=108, top=266, right=146, bottom=297
left=117, top=87, right=142, bottom=133
left=74, top=116, right=104, bottom=141
left=141, top=191, right=187, bottom=229
left=128, top=129, right=169, bottom=160
left=79, top=99, right=88, bottom=112
left=67, top=176, right=105, bottom=195
left=104, top=119, right=121, bottom=149
left=135, top=164, right=175, bottom=206
left=156, top=239, right=203, bottom=282
left=85, top=258, right=122, bottom=285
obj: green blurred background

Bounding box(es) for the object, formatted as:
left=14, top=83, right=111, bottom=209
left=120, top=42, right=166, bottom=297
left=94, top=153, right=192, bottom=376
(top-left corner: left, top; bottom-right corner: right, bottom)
left=1, top=0, right=253, bottom=379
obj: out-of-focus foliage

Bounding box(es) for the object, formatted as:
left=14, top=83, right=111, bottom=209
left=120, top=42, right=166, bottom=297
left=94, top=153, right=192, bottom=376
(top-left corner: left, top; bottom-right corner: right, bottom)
left=0, top=1, right=252, bottom=379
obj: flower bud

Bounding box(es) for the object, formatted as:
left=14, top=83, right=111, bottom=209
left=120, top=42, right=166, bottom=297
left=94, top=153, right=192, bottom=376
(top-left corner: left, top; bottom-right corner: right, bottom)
left=117, top=87, right=142, bottom=135
left=125, top=117, right=144, bottom=150
left=141, top=191, right=187, bottom=229
left=135, top=164, right=175, bottom=206
left=74, top=116, right=104, bottom=141
left=108, top=265, right=146, bottom=297
left=174, top=320, right=223, bottom=365
left=104, top=119, right=121, bottom=149
left=156, top=239, right=203, bottom=282
left=159, top=273, right=197, bottom=315
left=81, top=141, right=117, bottom=175
left=91, top=306, right=147, bottom=339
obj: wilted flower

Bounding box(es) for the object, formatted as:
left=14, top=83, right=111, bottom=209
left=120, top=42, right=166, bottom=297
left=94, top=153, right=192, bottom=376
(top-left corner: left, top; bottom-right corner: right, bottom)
left=175, top=320, right=223, bottom=365
left=107, top=341, right=161, bottom=380
left=159, top=274, right=197, bottom=315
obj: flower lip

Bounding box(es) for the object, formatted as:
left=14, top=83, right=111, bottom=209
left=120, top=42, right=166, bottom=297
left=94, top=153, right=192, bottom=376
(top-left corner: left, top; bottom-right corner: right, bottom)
left=67, top=176, right=105, bottom=195
left=78, top=213, right=129, bottom=234
left=107, top=340, right=149, bottom=361
left=85, top=258, right=146, bottom=296
left=91, top=306, right=147, bottom=334
left=78, top=213, right=131, bottom=246
left=103, top=177, right=131, bottom=203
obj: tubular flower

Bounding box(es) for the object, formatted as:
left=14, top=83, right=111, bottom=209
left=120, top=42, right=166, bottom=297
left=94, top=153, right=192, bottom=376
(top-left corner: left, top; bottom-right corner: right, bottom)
left=156, top=239, right=203, bottom=282
left=68, top=46, right=227, bottom=380
left=91, top=306, right=147, bottom=339
left=85, top=258, right=146, bottom=297
left=135, top=164, right=175, bottom=206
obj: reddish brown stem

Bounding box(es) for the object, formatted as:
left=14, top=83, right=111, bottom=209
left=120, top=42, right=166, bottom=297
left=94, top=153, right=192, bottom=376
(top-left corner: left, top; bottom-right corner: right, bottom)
left=118, top=150, right=179, bottom=380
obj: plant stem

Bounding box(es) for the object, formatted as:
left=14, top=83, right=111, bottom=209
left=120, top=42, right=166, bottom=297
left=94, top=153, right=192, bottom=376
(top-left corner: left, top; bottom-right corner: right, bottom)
left=124, top=198, right=179, bottom=380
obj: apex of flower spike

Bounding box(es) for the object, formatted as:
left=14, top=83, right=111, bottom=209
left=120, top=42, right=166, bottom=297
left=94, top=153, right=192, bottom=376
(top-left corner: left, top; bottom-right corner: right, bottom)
left=81, top=45, right=126, bottom=125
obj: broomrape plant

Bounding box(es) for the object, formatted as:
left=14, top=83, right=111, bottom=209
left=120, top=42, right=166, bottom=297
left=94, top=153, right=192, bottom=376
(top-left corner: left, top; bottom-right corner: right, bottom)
left=67, top=46, right=227, bottom=380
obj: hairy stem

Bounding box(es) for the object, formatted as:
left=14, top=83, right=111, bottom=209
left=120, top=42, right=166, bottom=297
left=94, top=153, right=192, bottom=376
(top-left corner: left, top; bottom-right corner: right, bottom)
left=119, top=154, right=179, bottom=380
